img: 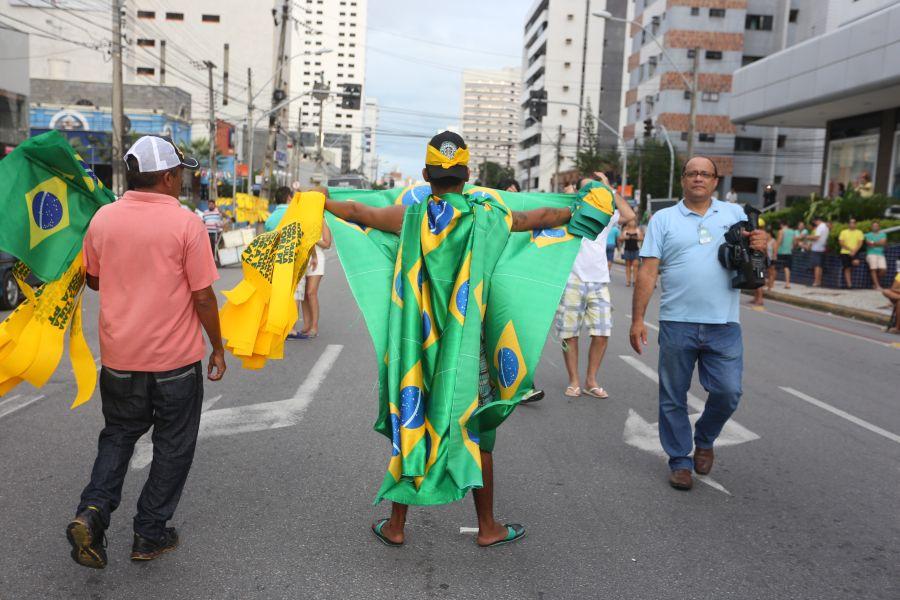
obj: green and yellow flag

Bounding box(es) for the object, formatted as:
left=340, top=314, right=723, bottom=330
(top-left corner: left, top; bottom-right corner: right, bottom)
left=0, top=130, right=115, bottom=282
left=327, top=184, right=612, bottom=505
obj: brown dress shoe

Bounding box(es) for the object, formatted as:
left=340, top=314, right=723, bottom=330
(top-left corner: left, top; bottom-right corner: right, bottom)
left=693, top=447, right=714, bottom=475
left=668, top=469, right=693, bottom=490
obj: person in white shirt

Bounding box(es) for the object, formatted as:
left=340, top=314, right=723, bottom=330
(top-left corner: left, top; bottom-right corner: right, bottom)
left=555, top=173, right=635, bottom=398
left=807, top=217, right=830, bottom=287
left=725, top=188, right=738, bottom=203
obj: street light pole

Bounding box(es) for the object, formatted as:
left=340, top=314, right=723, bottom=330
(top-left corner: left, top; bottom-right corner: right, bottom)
left=657, top=123, right=676, bottom=203
left=593, top=10, right=697, bottom=159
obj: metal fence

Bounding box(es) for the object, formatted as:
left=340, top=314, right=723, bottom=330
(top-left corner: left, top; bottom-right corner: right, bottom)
left=776, top=244, right=899, bottom=289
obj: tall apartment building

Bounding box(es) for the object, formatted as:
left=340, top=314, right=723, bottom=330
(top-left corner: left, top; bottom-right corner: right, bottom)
left=517, top=0, right=628, bottom=191
left=624, top=0, right=824, bottom=204
left=732, top=0, right=900, bottom=198
left=290, top=0, right=368, bottom=173
left=461, top=68, right=522, bottom=176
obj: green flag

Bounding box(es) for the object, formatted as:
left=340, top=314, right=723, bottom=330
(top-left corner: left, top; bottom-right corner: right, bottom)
left=327, top=184, right=610, bottom=505
left=0, top=131, right=115, bottom=282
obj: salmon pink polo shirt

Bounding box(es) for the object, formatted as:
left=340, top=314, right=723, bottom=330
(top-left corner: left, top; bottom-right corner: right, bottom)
left=83, top=190, right=219, bottom=371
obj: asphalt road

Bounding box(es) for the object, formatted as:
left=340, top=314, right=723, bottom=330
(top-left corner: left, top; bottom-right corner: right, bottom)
left=1, top=251, right=898, bottom=600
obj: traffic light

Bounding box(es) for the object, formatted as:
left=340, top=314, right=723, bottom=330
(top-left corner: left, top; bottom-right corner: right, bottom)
left=340, top=83, right=362, bottom=110
left=528, top=89, right=548, bottom=121
left=643, top=118, right=654, bottom=138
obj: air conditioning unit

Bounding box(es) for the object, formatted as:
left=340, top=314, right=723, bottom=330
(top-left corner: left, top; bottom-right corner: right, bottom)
left=651, top=16, right=661, bottom=26
left=645, top=95, right=655, bottom=104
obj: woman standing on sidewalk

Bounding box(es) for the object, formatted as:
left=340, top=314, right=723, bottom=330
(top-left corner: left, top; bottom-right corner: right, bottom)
left=621, top=219, right=642, bottom=287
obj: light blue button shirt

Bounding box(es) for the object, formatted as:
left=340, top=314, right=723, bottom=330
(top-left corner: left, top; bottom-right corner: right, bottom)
left=640, top=199, right=747, bottom=324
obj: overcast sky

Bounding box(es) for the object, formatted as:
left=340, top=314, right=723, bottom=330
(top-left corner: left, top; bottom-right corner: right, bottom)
left=365, top=0, right=530, bottom=178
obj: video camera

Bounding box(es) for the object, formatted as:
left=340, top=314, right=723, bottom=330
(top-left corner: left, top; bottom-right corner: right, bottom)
left=717, top=203, right=767, bottom=289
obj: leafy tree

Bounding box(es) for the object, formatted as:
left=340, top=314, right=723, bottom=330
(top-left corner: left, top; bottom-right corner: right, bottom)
left=627, top=138, right=682, bottom=216
left=478, top=161, right=515, bottom=189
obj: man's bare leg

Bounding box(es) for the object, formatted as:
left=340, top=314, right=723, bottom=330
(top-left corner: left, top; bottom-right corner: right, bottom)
left=844, top=267, right=852, bottom=289
left=584, top=335, right=609, bottom=391
left=813, top=265, right=822, bottom=287
left=377, top=502, right=407, bottom=544
left=473, top=451, right=509, bottom=546
left=562, top=336, right=580, bottom=389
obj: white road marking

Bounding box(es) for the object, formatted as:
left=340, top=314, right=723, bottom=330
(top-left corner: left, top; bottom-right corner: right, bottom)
left=780, top=387, right=900, bottom=445
left=625, top=314, right=659, bottom=331
left=459, top=527, right=479, bottom=535
left=130, top=344, right=343, bottom=470
left=0, top=395, right=45, bottom=421
left=619, top=355, right=762, bottom=495
left=0, top=394, right=22, bottom=409
left=130, top=394, right=224, bottom=469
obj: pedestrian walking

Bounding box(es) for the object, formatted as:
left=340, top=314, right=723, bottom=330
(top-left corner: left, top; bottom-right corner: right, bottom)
left=865, top=220, right=887, bottom=289
left=556, top=172, right=635, bottom=399
left=839, top=218, right=865, bottom=289
left=630, top=156, right=767, bottom=491
left=807, top=216, right=830, bottom=287
left=67, top=136, right=226, bottom=569
left=621, top=219, right=642, bottom=287
left=323, top=131, right=583, bottom=547
left=201, top=199, right=224, bottom=263
left=774, top=220, right=796, bottom=288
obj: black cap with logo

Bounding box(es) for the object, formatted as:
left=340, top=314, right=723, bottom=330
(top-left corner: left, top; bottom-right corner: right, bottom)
left=424, top=131, right=469, bottom=181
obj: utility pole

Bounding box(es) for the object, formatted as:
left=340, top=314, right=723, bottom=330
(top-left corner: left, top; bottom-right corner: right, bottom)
left=159, top=40, right=166, bottom=85
left=110, top=0, right=124, bottom=195
left=313, top=74, right=330, bottom=163
left=205, top=60, right=217, bottom=201
left=223, top=43, right=229, bottom=106
left=262, top=0, right=291, bottom=199
left=245, top=68, right=253, bottom=194
left=555, top=124, right=563, bottom=193
left=686, top=47, right=699, bottom=158
left=295, top=106, right=304, bottom=182
left=575, top=0, right=590, bottom=151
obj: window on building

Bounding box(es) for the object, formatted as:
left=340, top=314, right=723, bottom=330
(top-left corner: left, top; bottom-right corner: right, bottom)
left=789, top=9, right=799, bottom=23
left=745, top=14, right=774, bottom=30
left=137, top=10, right=155, bottom=19
left=201, top=14, right=220, bottom=23
left=165, top=12, right=184, bottom=21
left=562, top=85, right=570, bottom=92
left=710, top=8, right=726, bottom=17
left=680, top=132, right=688, bottom=141
left=564, top=62, right=571, bottom=68
left=690, top=7, right=699, bottom=16
left=687, top=49, right=696, bottom=58
left=565, top=38, right=572, bottom=45
left=701, top=91, right=719, bottom=102
left=734, top=137, right=763, bottom=152
left=732, top=177, right=759, bottom=193
left=684, top=90, right=692, bottom=100
left=742, top=55, right=762, bottom=66
left=774, top=175, right=783, bottom=184
left=826, top=134, right=878, bottom=196
left=567, top=14, right=574, bottom=20
left=137, top=67, right=155, bottom=76
left=561, top=109, right=568, bottom=116
left=699, top=133, right=716, bottom=143
left=705, top=50, right=723, bottom=60
left=137, top=38, right=155, bottom=47
left=777, top=134, right=787, bottom=148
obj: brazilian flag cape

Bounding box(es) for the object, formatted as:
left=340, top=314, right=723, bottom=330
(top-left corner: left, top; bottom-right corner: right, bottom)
left=327, top=184, right=610, bottom=506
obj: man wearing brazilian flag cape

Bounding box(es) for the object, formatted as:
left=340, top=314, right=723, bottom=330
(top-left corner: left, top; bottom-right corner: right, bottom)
left=324, top=131, right=629, bottom=547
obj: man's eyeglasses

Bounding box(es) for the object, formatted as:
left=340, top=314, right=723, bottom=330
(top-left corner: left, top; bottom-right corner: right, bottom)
left=682, top=170, right=717, bottom=180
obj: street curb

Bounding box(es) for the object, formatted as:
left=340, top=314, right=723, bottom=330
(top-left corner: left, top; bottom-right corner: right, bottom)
left=741, top=289, right=889, bottom=325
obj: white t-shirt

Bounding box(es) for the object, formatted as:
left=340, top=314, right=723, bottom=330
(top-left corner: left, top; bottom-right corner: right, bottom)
left=725, top=191, right=738, bottom=203
left=571, top=211, right=620, bottom=283
left=810, top=222, right=829, bottom=252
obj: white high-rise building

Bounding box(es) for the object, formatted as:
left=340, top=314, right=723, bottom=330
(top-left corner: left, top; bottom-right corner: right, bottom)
left=518, top=0, right=628, bottom=191
left=461, top=68, right=522, bottom=178
left=289, top=0, right=368, bottom=173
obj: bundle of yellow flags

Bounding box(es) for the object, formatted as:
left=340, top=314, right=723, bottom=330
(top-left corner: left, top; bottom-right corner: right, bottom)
left=219, top=191, right=324, bottom=368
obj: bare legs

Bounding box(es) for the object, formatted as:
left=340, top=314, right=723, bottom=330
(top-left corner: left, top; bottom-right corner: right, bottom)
left=813, top=265, right=823, bottom=287
left=783, top=265, right=792, bottom=288
left=301, top=275, right=322, bottom=335
left=377, top=451, right=508, bottom=546
left=563, top=335, right=609, bottom=390
left=869, top=267, right=884, bottom=290
left=625, top=259, right=637, bottom=286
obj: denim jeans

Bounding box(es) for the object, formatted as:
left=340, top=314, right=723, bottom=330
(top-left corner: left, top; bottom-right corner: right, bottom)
left=658, top=321, right=743, bottom=471
left=77, top=362, right=203, bottom=541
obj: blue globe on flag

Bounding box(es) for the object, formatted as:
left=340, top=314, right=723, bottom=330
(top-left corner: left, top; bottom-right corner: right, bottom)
left=32, top=191, right=64, bottom=230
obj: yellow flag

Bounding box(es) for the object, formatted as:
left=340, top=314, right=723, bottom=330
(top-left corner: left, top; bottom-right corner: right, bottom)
left=220, top=191, right=324, bottom=369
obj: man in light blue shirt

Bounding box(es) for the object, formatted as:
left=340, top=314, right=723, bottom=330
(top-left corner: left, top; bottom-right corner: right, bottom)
left=630, top=157, right=767, bottom=491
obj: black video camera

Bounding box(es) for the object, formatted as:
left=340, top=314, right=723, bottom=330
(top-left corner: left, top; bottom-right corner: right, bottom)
left=717, top=203, right=767, bottom=289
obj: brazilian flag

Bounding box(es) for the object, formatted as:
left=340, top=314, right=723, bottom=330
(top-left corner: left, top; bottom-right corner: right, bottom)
left=0, top=131, right=115, bottom=282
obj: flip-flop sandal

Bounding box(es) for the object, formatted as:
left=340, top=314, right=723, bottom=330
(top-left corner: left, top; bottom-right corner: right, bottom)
left=297, top=332, right=318, bottom=339
left=479, top=524, right=526, bottom=548
left=286, top=332, right=302, bottom=340
left=371, top=518, right=403, bottom=547
left=584, top=386, right=609, bottom=399
left=564, top=386, right=581, bottom=397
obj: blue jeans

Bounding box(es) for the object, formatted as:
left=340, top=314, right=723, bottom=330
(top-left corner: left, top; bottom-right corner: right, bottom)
left=658, top=321, right=743, bottom=471
left=77, top=362, right=203, bottom=540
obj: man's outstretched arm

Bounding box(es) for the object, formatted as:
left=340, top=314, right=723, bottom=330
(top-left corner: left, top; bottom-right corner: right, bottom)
left=510, top=206, right=573, bottom=232
left=323, top=197, right=407, bottom=234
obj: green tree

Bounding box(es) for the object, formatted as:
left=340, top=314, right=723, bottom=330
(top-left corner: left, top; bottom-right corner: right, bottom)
left=628, top=138, right=682, bottom=216
left=180, top=138, right=210, bottom=161
left=574, top=103, right=625, bottom=182
left=478, top=161, right=515, bottom=189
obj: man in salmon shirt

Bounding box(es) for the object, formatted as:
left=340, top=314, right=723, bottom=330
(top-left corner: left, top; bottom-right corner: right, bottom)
left=66, top=136, right=226, bottom=569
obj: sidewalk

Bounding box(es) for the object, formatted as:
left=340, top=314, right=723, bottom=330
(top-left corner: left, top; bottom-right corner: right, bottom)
left=749, top=281, right=894, bottom=325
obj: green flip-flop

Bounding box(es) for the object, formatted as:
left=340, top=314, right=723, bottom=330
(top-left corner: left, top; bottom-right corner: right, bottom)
left=371, top=518, right=403, bottom=547
left=479, top=524, right=526, bottom=548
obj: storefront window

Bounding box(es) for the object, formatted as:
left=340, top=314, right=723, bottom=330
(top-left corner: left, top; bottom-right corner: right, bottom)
left=891, top=131, right=900, bottom=199
left=825, top=135, right=878, bottom=196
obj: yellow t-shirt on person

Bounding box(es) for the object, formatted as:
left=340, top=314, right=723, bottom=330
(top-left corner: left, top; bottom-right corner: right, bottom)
left=839, top=228, right=864, bottom=254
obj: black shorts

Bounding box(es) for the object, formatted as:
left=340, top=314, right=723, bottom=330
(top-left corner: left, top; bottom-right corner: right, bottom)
left=776, top=254, right=792, bottom=270
left=840, top=254, right=859, bottom=269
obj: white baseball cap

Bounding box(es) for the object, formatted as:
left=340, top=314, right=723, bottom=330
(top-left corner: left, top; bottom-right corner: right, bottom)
left=123, top=135, right=200, bottom=172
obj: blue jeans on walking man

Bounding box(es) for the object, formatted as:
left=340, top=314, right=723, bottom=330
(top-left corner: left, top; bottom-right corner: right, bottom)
left=658, top=321, right=743, bottom=472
